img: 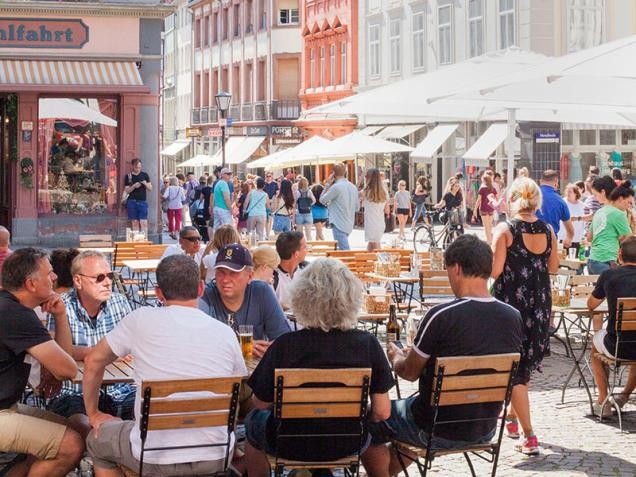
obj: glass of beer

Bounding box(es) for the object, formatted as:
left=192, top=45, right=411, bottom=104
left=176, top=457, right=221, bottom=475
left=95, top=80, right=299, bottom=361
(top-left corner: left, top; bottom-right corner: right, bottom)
left=239, top=325, right=253, bottom=360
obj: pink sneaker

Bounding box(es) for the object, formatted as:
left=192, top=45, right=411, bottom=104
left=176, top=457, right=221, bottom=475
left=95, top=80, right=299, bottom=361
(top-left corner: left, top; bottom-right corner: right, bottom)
left=515, top=435, right=540, bottom=455
left=505, top=420, right=520, bottom=439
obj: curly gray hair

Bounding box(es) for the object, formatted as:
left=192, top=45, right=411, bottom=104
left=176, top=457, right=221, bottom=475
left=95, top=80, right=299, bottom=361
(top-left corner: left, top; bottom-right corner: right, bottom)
left=290, top=258, right=363, bottom=332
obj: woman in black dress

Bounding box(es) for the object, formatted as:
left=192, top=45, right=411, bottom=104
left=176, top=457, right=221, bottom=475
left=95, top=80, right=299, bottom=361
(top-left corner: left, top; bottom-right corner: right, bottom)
left=492, top=177, right=559, bottom=456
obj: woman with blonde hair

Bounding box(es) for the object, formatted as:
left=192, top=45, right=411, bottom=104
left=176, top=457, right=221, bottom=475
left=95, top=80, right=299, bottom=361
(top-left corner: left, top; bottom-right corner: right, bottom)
left=251, top=246, right=280, bottom=285
left=294, top=176, right=316, bottom=240
left=244, top=258, right=393, bottom=476
left=361, top=168, right=388, bottom=251
left=491, top=177, right=559, bottom=456
left=200, top=224, right=241, bottom=282
left=472, top=171, right=497, bottom=243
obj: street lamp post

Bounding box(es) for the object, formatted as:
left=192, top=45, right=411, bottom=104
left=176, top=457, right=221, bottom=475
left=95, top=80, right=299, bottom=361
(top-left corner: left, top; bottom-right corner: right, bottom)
left=215, top=91, right=232, bottom=168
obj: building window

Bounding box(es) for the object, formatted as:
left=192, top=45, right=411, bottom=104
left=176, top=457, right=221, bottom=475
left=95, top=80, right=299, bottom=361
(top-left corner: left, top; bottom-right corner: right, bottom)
left=369, top=24, right=380, bottom=77
left=258, top=0, right=267, bottom=30
left=600, top=129, right=616, bottom=146
left=222, top=8, right=229, bottom=40
left=194, top=17, right=201, bottom=48
left=212, top=12, right=219, bottom=43
left=438, top=5, right=453, bottom=65
left=279, top=9, right=299, bottom=25
left=579, top=129, right=597, bottom=146
left=622, top=130, right=636, bottom=146
left=246, top=0, right=254, bottom=33
left=310, top=48, right=316, bottom=88
left=330, top=44, right=336, bottom=85
left=499, top=0, right=516, bottom=49
left=389, top=18, right=401, bottom=74
left=320, top=46, right=325, bottom=87
left=37, top=97, right=119, bottom=215
left=340, top=41, right=347, bottom=84
left=567, top=0, right=605, bottom=53
left=233, top=4, right=240, bottom=37
left=412, top=12, right=425, bottom=70
left=561, top=130, right=574, bottom=146
left=203, top=15, right=210, bottom=45
left=468, top=0, right=484, bottom=57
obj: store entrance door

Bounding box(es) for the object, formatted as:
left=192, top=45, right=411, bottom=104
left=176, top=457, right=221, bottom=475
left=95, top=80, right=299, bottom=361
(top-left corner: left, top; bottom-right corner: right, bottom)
left=0, top=95, right=16, bottom=231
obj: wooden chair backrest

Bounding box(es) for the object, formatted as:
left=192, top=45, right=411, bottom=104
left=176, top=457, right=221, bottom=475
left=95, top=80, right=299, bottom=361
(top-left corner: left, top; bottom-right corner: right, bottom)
left=571, top=285, right=595, bottom=298
left=134, top=244, right=168, bottom=260
left=617, top=298, right=636, bottom=332
left=569, top=275, right=599, bottom=286
left=420, top=275, right=453, bottom=296
left=433, top=353, right=520, bottom=407
left=420, top=269, right=449, bottom=279
left=140, top=376, right=242, bottom=432
left=274, top=368, right=370, bottom=420
left=113, top=242, right=157, bottom=268
left=79, top=234, right=113, bottom=248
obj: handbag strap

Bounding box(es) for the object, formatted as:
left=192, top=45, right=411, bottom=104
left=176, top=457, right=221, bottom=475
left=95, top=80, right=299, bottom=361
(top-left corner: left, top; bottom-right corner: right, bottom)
left=246, top=192, right=265, bottom=215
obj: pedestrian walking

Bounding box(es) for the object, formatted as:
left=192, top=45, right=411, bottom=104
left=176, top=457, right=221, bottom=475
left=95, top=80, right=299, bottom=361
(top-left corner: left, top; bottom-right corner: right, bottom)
left=320, top=163, right=359, bottom=250
left=361, top=168, right=388, bottom=251
left=271, top=179, right=295, bottom=235
left=124, top=158, right=152, bottom=238
left=162, top=177, right=186, bottom=239
left=411, top=175, right=429, bottom=229
left=472, top=171, right=497, bottom=243
left=394, top=180, right=412, bottom=240
left=311, top=183, right=329, bottom=241
left=245, top=177, right=269, bottom=240
left=294, top=176, right=315, bottom=240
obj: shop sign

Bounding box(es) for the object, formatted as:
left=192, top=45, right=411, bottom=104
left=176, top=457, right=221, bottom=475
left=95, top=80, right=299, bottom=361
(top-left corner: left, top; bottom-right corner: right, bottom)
left=534, top=131, right=560, bottom=144
left=208, top=128, right=222, bottom=137
left=0, top=18, right=89, bottom=49
left=271, top=126, right=301, bottom=137
left=186, top=127, right=201, bottom=138
left=273, top=137, right=303, bottom=145
left=246, top=125, right=269, bottom=136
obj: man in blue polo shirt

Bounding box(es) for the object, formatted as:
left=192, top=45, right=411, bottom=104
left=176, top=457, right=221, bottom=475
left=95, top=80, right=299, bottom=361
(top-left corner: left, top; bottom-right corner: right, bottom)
left=536, top=169, right=573, bottom=249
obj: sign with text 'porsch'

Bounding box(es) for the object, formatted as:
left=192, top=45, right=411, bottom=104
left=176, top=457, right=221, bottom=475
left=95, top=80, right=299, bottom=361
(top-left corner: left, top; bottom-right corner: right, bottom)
left=0, top=18, right=89, bottom=49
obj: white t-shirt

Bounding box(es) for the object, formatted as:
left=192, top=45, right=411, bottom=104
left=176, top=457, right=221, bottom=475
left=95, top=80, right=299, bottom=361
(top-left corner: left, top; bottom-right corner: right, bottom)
left=160, top=244, right=205, bottom=266
left=274, top=264, right=305, bottom=310
left=202, top=252, right=219, bottom=283
left=559, top=200, right=586, bottom=243
left=106, top=305, right=247, bottom=465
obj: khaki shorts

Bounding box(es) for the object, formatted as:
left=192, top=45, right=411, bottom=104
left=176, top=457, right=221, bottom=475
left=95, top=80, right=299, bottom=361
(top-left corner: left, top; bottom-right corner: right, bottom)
left=0, top=403, right=67, bottom=460
left=87, top=421, right=227, bottom=476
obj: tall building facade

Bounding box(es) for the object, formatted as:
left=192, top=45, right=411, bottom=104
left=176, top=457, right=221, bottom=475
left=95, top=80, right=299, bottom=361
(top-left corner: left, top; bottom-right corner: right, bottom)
left=188, top=0, right=303, bottom=170
left=296, top=0, right=358, bottom=139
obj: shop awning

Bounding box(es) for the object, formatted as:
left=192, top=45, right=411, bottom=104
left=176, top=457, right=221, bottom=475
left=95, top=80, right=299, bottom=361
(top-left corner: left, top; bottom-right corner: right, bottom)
left=463, top=123, right=509, bottom=166
left=0, top=60, right=144, bottom=87
left=412, top=124, right=459, bottom=163
left=376, top=124, right=425, bottom=139
left=160, top=140, right=191, bottom=156
left=177, top=154, right=220, bottom=168
left=225, top=136, right=267, bottom=165
left=360, top=125, right=385, bottom=135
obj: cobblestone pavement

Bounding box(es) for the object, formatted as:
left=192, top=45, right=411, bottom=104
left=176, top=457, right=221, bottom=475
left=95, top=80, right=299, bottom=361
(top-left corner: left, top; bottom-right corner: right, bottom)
left=383, top=343, right=636, bottom=477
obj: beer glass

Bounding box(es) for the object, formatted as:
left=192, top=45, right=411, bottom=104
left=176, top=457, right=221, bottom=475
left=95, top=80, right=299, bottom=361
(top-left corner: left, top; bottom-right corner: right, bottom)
left=239, top=325, right=253, bottom=360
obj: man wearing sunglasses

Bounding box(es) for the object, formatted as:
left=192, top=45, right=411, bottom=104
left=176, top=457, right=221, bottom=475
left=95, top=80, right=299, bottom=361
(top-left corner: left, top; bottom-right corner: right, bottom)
left=160, top=226, right=205, bottom=265
left=46, top=251, right=133, bottom=439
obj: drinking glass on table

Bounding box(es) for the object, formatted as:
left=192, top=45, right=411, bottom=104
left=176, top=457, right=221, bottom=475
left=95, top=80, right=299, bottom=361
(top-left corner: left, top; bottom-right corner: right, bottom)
left=239, top=324, right=254, bottom=359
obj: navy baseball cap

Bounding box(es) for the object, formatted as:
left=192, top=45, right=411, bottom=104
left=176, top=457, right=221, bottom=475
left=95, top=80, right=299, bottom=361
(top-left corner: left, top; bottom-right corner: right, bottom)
left=214, top=244, right=253, bottom=272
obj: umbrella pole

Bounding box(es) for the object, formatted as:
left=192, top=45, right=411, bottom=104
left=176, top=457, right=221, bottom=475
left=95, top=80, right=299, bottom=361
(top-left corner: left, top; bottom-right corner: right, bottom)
left=506, top=108, right=516, bottom=187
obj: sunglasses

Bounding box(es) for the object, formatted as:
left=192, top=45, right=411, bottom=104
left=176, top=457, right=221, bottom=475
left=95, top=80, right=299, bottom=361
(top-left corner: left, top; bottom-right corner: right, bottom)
left=182, top=236, right=202, bottom=243
left=79, top=272, right=115, bottom=283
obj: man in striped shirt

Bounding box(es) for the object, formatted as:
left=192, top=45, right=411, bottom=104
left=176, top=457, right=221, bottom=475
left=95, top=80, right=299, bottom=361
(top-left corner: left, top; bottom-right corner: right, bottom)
left=363, top=235, right=523, bottom=475
left=46, top=251, right=133, bottom=438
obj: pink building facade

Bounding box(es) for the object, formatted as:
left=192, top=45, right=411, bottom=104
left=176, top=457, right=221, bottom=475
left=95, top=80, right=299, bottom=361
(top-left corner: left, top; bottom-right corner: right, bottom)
left=0, top=1, right=172, bottom=245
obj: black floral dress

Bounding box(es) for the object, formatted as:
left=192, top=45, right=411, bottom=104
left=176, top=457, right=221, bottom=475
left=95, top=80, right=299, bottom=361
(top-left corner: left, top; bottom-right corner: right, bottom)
left=493, top=218, right=552, bottom=385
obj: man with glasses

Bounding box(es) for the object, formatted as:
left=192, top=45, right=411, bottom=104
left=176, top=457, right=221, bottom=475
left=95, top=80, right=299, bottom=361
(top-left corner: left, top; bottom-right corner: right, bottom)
left=46, top=251, right=133, bottom=438
left=160, top=226, right=205, bottom=265
left=210, top=168, right=234, bottom=229
left=263, top=173, right=279, bottom=238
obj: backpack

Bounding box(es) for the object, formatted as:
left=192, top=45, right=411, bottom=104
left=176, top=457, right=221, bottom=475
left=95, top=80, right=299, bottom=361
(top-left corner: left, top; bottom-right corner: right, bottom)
left=297, top=190, right=312, bottom=214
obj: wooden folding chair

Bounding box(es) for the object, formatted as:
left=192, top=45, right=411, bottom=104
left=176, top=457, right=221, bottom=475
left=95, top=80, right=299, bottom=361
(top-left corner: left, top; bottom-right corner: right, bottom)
left=122, top=376, right=243, bottom=477
left=267, top=368, right=371, bottom=477
left=393, top=353, right=520, bottom=477
left=595, top=297, right=636, bottom=431
left=419, top=272, right=454, bottom=312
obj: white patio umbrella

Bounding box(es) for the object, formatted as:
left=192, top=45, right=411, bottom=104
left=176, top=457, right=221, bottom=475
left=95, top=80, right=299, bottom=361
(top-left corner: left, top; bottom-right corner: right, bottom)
left=246, top=149, right=288, bottom=170
left=321, top=131, right=413, bottom=157
left=39, top=98, right=118, bottom=126
left=177, top=154, right=220, bottom=169
left=269, top=136, right=333, bottom=168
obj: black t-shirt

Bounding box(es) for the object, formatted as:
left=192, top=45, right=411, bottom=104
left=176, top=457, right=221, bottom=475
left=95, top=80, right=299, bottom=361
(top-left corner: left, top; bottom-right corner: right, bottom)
left=125, top=172, right=150, bottom=201
left=0, top=291, right=52, bottom=409
left=247, top=328, right=394, bottom=461
left=199, top=185, right=213, bottom=214
left=412, top=298, right=522, bottom=442
left=591, top=266, right=636, bottom=359
left=442, top=192, right=462, bottom=210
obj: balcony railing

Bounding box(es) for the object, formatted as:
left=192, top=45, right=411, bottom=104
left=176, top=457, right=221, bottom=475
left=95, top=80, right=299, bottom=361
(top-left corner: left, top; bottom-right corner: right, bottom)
left=271, top=99, right=301, bottom=120
left=200, top=108, right=209, bottom=124
left=242, top=103, right=253, bottom=122
left=254, top=101, right=268, bottom=121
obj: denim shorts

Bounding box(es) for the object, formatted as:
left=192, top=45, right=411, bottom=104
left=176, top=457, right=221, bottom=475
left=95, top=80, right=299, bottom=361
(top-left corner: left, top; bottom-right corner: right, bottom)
left=295, top=212, right=313, bottom=225
left=48, top=393, right=135, bottom=421
left=367, top=396, right=495, bottom=450
left=272, top=214, right=292, bottom=233
left=127, top=199, right=148, bottom=220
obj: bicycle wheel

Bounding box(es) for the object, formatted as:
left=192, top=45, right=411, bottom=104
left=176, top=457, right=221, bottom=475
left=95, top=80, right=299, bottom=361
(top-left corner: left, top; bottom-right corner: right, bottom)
left=414, top=225, right=435, bottom=252
left=443, top=226, right=462, bottom=249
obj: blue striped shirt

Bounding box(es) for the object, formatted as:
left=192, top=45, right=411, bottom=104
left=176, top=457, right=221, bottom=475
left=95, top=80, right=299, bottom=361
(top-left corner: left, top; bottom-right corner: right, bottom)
left=47, top=289, right=134, bottom=400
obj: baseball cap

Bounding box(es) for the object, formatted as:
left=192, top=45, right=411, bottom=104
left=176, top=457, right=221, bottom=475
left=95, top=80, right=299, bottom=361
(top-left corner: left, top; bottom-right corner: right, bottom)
left=214, top=244, right=253, bottom=272
left=221, top=167, right=232, bottom=175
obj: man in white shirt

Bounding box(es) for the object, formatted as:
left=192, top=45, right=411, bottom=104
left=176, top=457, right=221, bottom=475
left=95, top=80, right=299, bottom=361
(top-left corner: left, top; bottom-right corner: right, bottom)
left=273, top=231, right=307, bottom=310
left=83, top=254, right=247, bottom=476
left=160, top=226, right=205, bottom=265
left=320, top=163, right=359, bottom=250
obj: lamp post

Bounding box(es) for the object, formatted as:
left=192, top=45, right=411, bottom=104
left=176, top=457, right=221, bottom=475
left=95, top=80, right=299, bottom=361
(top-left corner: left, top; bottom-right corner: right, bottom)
left=215, top=91, right=232, bottom=168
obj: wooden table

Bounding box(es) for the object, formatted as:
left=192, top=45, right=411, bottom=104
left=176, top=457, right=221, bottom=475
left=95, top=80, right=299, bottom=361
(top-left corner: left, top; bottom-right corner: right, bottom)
left=552, top=297, right=608, bottom=414
left=560, top=258, right=585, bottom=270
left=73, top=359, right=135, bottom=385
left=366, top=273, right=419, bottom=311
left=122, top=259, right=160, bottom=272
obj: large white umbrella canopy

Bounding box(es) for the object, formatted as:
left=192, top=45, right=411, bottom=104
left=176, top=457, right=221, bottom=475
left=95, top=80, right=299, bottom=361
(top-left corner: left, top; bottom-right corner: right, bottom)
left=320, top=131, right=413, bottom=157
left=270, top=136, right=333, bottom=168
left=177, top=154, right=220, bottom=168
left=246, top=149, right=288, bottom=169
left=39, top=98, right=118, bottom=126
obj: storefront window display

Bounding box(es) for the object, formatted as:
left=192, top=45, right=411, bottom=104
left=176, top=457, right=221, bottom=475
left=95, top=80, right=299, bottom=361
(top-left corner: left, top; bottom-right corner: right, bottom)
left=37, top=97, right=118, bottom=215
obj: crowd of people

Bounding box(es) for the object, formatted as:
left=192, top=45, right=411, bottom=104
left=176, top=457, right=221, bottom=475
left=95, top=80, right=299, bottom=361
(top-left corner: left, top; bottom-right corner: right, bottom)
left=1, top=161, right=636, bottom=476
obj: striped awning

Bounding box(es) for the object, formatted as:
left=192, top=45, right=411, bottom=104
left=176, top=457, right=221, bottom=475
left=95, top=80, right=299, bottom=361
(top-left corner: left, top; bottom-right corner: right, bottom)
left=0, top=60, right=143, bottom=87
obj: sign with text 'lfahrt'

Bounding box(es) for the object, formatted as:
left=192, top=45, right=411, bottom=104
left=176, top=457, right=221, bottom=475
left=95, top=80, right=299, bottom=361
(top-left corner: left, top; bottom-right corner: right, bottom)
left=0, top=18, right=89, bottom=49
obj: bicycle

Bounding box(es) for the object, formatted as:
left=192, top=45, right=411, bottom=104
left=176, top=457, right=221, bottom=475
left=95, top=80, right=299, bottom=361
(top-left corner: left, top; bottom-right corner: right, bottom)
left=413, top=207, right=464, bottom=252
